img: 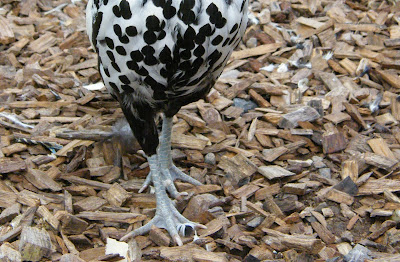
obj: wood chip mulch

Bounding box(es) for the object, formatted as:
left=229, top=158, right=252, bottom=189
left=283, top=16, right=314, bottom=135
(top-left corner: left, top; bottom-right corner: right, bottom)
left=1, top=0, right=400, bottom=261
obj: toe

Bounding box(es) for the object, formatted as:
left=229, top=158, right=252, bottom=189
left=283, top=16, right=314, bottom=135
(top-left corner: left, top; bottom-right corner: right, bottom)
left=170, top=165, right=202, bottom=186
left=162, top=177, right=180, bottom=198
left=139, top=171, right=153, bottom=193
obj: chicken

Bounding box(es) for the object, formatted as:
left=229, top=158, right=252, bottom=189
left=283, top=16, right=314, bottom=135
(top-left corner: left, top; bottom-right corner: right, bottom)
left=86, top=0, right=248, bottom=245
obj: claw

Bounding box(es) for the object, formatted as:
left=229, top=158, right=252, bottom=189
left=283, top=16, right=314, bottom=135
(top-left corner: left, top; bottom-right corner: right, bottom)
left=120, top=231, right=136, bottom=242
left=163, top=177, right=180, bottom=198
left=173, top=234, right=183, bottom=246
left=139, top=171, right=152, bottom=193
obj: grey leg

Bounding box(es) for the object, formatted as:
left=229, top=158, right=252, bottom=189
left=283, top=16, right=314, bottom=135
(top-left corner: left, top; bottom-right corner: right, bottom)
left=139, top=115, right=202, bottom=195
left=121, top=115, right=205, bottom=245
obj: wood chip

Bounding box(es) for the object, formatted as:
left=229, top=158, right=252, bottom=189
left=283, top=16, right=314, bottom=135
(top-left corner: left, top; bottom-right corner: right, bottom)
left=1, top=0, right=400, bottom=260
left=258, top=166, right=295, bottom=180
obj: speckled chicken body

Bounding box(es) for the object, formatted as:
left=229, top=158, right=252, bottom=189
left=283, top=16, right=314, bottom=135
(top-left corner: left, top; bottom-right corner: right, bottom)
left=86, top=0, right=248, bottom=244
left=87, top=0, right=248, bottom=154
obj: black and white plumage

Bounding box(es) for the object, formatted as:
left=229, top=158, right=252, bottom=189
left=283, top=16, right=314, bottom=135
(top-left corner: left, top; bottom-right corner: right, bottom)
left=86, top=0, right=248, bottom=245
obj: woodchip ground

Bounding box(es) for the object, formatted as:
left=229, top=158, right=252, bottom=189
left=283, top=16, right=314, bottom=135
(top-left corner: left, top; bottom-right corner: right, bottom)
left=1, top=0, right=400, bottom=261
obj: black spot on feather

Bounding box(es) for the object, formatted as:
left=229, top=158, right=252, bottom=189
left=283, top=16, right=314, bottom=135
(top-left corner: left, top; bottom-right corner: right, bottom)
left=120, top=0, right=132, bottom=19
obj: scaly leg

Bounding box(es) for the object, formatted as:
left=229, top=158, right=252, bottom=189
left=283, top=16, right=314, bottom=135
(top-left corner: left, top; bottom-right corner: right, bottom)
left=139, top=116, right=202, bottom=196
left=121, top=115, right=204, bottom=245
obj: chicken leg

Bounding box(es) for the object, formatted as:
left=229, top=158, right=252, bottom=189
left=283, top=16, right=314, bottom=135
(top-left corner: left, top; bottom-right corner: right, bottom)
left=120, top=115, right=204, bottom=245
